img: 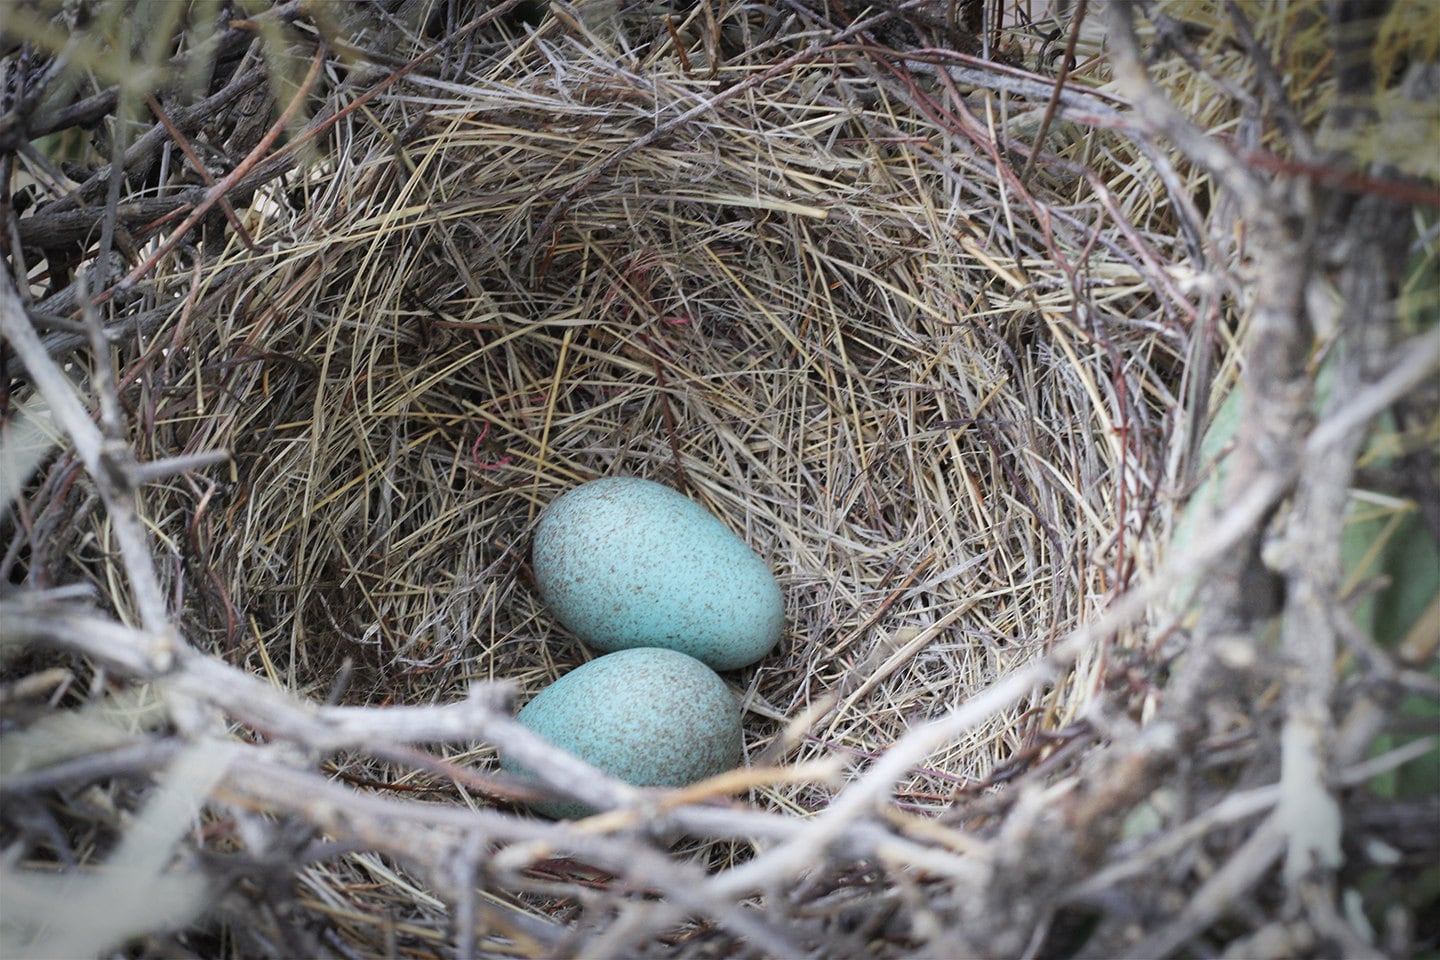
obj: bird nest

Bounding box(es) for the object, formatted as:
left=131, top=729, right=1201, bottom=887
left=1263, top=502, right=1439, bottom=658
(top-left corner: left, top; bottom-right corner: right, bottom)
left=3, top=1, right=1437, bottom=958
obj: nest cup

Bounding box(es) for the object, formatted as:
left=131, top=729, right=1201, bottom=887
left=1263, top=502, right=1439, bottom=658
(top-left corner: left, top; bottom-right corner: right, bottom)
left=143, top=14, right=1159, bottom=799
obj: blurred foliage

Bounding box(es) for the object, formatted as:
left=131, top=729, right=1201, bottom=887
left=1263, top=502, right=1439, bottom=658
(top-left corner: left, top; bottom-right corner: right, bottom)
left=5, top=0, right=310, bottom=165
left=1354, top=219, right=1440, bottom=802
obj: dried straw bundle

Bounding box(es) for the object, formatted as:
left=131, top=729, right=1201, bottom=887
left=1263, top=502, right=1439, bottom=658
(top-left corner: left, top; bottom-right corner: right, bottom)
left=3, top=1, right=1436, bottom=957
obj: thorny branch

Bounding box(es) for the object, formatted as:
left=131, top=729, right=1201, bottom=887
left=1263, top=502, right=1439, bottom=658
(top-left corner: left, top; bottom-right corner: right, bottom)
left=1, top=268, right=177, bottom=641
left=1065, top=4, right=1435, bottom=956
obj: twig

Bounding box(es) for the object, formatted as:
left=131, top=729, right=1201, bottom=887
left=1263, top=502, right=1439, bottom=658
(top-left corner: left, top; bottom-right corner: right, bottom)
left=1305, top=324, right=1440, bottom=456
left=1119, top=811, right=1285, bottom=960
left=129, top=449, right=233, bottom=483
left=0, top=271, right=175, bottom=647
left=1104, top=2, right=1265, bottom=215
left=1064, top=736, right=1438, bottom=903
left=1018, top=0, right=1089, bottom=187
left=144, top=93, right=256, bottom=250
left=107, top=44, right=326, bottom=300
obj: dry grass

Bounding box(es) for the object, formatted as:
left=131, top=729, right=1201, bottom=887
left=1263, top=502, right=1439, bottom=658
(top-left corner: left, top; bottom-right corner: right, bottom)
left=3, top=1, right=1437, bottom=957
left=129, top=3, right=1185, bottom=803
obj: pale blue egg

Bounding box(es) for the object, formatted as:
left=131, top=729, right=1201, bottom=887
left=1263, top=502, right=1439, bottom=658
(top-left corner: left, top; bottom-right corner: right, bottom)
left=532, top=477, right=784, bottom=671
left=501, top=647, right=742, bottom=819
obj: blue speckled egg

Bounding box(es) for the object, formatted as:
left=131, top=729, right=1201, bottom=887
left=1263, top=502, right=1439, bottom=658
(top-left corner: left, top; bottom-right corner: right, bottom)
left=532, top=477, right=784, bottom=671
left=501, top=648, right=742, bottom=819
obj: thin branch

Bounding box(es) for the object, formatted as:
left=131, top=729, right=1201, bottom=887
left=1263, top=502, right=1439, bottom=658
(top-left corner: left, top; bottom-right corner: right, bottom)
left=0, top=272, right=175, bottom=644
left=1104, top=1, right=1265, bottom=215
left=107, top=44, right=326, bottom=299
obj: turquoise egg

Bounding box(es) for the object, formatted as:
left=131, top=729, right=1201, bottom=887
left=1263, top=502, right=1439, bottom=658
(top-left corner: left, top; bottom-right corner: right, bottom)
left=501, top=648, right=742, bottom=819
left=532, top=477, right=784, bottom=671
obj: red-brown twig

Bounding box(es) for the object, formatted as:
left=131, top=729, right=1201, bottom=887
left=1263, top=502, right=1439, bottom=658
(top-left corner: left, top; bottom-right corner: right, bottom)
left=143, top=92, right=256, bottom=250
left=105, top=45, right=325, bottom=301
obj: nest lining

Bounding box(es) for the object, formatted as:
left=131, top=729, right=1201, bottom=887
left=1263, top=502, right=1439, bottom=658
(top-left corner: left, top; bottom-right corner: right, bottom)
left=120, top=23, right=1187, bottom=819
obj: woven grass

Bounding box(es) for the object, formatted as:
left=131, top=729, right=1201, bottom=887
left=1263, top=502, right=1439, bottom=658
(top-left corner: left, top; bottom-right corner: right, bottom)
left=3, top=1, right=1437, bottom=957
